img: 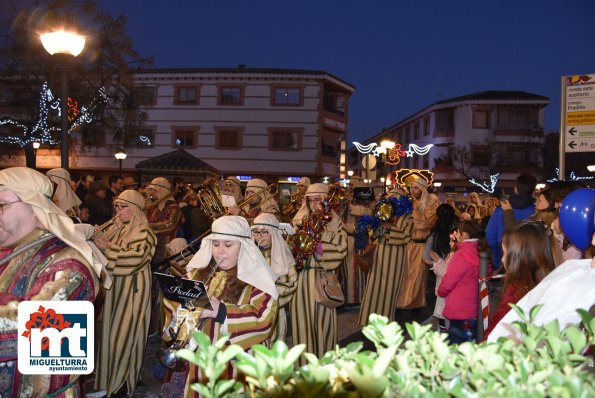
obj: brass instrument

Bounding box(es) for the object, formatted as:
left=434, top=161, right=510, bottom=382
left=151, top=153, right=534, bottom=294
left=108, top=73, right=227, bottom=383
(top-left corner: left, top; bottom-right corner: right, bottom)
left=92, top=215, right=121, bottom=240
left=238, top=183, right=278, bottom=208
left=291, top=184, right=351, bottom=266
left=282, top=190, right=305, bottom=217
left=145, top=191, right=175, bottom=210
left=373, top=201, right=394, bottom=222
left=153, top=183, right=279, bottom=271
left=196, top=177, right=225, bottom=219
left=157, top=269, right=228, bottom=370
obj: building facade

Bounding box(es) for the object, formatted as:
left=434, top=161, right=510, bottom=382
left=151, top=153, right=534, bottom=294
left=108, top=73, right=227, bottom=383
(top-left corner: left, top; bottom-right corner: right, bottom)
left=0, top=67, right=354, bottom=183
left=347, top=90, right=549, bottom=199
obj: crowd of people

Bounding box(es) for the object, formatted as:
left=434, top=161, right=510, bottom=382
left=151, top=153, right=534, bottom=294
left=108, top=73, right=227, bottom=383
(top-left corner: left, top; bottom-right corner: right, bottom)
left=0, top=166, right=593, bottom=397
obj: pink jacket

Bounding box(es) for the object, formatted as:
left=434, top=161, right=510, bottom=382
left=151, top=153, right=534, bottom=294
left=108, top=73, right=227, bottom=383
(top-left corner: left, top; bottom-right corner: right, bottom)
left=437, top=240, right=479, bottom=320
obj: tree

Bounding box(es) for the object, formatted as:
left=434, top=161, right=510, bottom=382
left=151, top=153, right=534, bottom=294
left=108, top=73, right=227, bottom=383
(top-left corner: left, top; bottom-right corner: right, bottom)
left=0, top=0, right=152, bottom=168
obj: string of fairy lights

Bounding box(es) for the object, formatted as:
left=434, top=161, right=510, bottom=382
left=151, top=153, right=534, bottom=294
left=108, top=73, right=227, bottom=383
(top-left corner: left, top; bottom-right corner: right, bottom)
left=0, top=82, right=106, bottom=147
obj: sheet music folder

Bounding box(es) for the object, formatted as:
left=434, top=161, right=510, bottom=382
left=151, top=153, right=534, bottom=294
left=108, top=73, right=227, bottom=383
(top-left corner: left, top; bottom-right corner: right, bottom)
left=154, top=272, right=212, bottom=310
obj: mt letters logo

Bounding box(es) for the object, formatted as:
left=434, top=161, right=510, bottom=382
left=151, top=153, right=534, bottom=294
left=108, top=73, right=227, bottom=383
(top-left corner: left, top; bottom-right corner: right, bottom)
left=18, top=301, right=94, bottom=374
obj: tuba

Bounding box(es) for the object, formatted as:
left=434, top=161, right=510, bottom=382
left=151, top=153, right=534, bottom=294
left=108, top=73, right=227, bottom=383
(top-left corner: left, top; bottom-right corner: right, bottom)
left=196, top=177, right=225, bottom=220
left=157, top=269, right=228, bottom=371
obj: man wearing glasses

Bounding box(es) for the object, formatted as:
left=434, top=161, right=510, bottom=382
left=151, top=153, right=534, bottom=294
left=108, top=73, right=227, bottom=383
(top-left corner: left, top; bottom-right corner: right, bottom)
left=0, top=167, right=100, bottom=397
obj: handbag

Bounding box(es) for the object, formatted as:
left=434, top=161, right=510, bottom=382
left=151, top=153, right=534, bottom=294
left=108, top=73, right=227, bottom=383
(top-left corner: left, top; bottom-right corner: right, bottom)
left=354, top=243, right=376, bottom=273
left=313, top=269, right=345, bottom=308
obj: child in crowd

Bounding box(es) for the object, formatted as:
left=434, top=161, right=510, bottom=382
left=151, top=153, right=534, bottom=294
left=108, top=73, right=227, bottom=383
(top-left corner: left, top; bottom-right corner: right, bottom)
left=424, top=204, right=459, bottom=333
left=483, top=219, right=563, bottom=339
left=437, top=221, right=488, bottom=344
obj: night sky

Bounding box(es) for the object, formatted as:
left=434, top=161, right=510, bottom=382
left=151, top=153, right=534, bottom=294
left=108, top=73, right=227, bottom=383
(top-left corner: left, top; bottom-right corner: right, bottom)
left=98, top=0, right=595, bottom=143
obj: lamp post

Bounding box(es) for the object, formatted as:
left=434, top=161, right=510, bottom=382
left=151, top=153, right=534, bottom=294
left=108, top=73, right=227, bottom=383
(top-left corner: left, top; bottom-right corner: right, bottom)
left=40, top=30, right=85, bottom=171
left=115, top=150, right=127, bottom=175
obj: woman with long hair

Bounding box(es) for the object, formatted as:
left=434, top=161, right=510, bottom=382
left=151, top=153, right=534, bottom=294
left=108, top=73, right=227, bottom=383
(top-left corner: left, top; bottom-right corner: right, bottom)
left=483, top=219, right=563, bottom=339
left=93, top=190, right=157, bottom=397
left=424, top=203, right=459, bottom=332
left=161, top=216, right=278, bottom=397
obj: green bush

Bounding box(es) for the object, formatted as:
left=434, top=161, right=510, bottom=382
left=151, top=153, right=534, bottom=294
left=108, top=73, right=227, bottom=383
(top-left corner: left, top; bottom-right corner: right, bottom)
left=177, top=306, right=595, bottom=397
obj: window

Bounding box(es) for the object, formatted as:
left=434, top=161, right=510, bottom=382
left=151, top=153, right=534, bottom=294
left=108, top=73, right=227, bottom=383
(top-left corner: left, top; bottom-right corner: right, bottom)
left=175, top=85, right=199, bottom=105
left=216, top=128, right=242, bottom=150
left=219, top=86, right=243, bottom=105
left=273, top=87, right=301, bottom=105
left=473, top=110, right=490, bottom=129
left=133, top=86, right=156, bottom=106
left=471, top=145, right=490, bottom=167
left=173, top=128, right=196, bottom=148
left=268, top=129, right=302, bottom=151
left=323, top=93, right=346, bottom=115
left=424, top=117, right=430, bottom=136
left=413, top=122, right=420, bottom=140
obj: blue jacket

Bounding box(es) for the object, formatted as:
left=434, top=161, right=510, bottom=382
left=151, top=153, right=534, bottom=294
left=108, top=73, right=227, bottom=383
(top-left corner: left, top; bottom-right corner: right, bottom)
left=486, top=204, right=535, bottom=268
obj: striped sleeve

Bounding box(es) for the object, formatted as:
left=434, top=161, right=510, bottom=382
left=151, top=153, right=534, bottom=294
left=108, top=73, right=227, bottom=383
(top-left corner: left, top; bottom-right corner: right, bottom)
left=319, top=221, right=348, bottom=271
left=275, top=263, right=298, bottom=308
left=104, top=228, right=157, bottom=276
left=219, top=286, right=278, bottom=350
left=387, top=215, right=414, bottom=245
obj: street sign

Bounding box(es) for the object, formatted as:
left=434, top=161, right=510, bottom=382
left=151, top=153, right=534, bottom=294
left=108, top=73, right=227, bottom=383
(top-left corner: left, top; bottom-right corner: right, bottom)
left=562, top=74, right=595, bottom=153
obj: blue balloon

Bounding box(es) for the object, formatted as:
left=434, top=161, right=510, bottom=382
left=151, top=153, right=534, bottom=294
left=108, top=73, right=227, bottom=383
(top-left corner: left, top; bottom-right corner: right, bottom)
left=559, top=188, right=595, bottom=251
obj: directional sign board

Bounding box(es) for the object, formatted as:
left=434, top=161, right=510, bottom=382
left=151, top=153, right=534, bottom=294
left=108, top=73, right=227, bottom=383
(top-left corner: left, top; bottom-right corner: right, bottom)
left=563, top=74, right=595, bottom=153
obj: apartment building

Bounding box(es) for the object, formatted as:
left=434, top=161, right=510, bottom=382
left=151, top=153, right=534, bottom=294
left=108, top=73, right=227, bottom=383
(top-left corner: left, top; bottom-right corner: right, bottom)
left=347, top=90, right=549, bottom=197
left=0, top=67, right=355, bottom=183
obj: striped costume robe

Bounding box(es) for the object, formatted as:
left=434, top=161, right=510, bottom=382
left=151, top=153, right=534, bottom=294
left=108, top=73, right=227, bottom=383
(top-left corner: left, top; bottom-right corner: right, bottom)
left=0, top=229, right=98, bottom=398
left=290, top=214, right=347, bottom=363
left=94, top=226, right=156, bottom=396
left=262, top=249, right=298, bottom=344
left=358, top=214, right=414, bottom=325
left=396, top=199, right=438, bottom=309
left=161, top=266, right=278, bottom=398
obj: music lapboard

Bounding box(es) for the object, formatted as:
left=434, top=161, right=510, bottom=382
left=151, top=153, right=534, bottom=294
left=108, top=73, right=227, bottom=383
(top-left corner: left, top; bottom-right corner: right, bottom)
left=154, top=272, right=212, bottom=310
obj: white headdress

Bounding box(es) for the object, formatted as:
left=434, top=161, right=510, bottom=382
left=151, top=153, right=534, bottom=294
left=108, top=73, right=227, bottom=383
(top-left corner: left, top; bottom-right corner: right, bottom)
left=186, top=216, right=278, bottom=299
left=252, top=213, right=295, bottom=279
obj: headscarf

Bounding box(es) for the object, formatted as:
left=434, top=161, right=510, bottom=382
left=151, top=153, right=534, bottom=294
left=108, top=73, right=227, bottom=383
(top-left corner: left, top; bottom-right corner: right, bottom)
left=114, top=190, right=149, bottom=247
left=292, top=183, right=329, bottom=228
left=46, top=168, right=81, bottom=216
left=223, top=177, right=244, bottom=204
left=244, top=178, right=278, bottom=213
left=186, top=216, right=278, bottom=299
left=0, top=167, right=97, bottom=275
left=147, top=177, right=172, bottom=210
left=409, top=176, right=431, bottom=213
left=252, top=213, right=295, bottom=279
left=387, top=185, right=407, bottom=199
left=297, top=177, right=311, bottom=189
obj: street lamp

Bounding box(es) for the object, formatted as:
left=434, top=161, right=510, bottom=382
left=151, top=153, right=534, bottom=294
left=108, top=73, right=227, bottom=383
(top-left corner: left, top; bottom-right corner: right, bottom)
left=347, top=170, right=354, bottom=177
left=115, top=150, right=127, bottom=175
left=588, top=165, right=595, bottom=173
left=40, top=30, right=86, bottom=170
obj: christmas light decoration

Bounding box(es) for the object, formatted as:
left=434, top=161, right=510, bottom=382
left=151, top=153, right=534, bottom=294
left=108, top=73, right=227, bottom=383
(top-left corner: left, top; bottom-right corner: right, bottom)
left=392, top=168, right=435, bottom=188
left=547, top=168, right=594, bottom=183
left=469, top=173, right=499, bottom=193
left=139, top=135, right=152, bottom=146
left=353, top=141, right=434, bottom=165
left=0, top=82, right=106, bottom=147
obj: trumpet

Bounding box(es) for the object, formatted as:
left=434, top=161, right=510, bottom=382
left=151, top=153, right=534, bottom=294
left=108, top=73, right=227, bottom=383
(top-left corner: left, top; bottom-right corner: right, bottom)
left=92, top=215, right=121, bottom=240
left=282, top=190, right=305, bottom=216
left=157, top=268, right=228, bottom=371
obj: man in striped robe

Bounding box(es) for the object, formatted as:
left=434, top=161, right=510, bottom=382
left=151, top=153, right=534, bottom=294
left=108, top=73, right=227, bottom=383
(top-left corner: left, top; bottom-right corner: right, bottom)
left=358, top=186, right=414, bottom=324
left=0, top=167, right=100, bottom=398
left=93, top=190, right=157, bottom=397
left=291, top=183, right=347, bottom=362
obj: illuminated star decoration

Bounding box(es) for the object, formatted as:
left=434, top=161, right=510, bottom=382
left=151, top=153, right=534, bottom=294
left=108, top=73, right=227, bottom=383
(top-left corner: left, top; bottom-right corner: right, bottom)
left=0, top=82, right=106, bottom=146
left=469, top=173, right=500, bottom=193
left=547, top=168, right=594, bottom=183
